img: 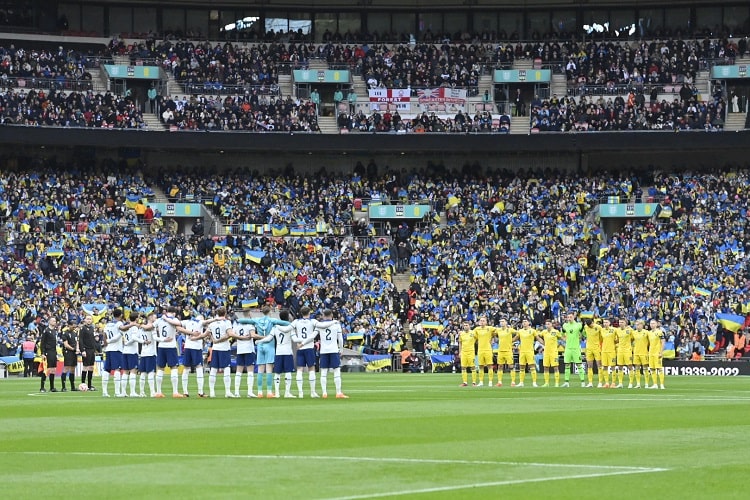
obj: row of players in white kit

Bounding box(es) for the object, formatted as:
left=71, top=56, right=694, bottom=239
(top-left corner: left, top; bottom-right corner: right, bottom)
left=101, top=306, right=347, bottom=399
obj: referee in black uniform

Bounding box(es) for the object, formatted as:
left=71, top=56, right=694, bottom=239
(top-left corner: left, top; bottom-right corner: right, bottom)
left=61, top=324, right=79, bottom=391
left=39, top=317, right=59, bottom=393
left=78, top=315, right=98, bottom=391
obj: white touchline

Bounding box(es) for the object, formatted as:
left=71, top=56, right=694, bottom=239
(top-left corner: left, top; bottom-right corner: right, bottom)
left=2, top=451, right=666, bottom=472
left=327, top=469, right=669, bottom=500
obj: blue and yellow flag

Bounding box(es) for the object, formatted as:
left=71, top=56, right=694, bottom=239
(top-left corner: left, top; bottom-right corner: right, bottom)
left=271, top=224, right=289, bottom=237
left=716, top=313, right=745, bottom=333
left=694, top=287, right=712, bottom=298
left=364, top=355, right=391, bottom=372
left=245, top=250, right=265, bottom=264
left=46, top=247, right=64, bottom=258
left=241, top=299, right=259, bottom=309
left=580, top=311, right=594, bottom=319
left=346, top=332, right=364, bottom=342
left=421, top=321, right=443, bottom=330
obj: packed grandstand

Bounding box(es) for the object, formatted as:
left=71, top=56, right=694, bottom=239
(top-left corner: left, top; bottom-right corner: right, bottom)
left=0, top=8, right=749, bottom=363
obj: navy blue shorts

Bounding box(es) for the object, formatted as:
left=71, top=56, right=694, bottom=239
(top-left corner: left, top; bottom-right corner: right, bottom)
left=210, top=350, right=231, bottom=369
left=123, top=353, right=139, bottom=371
left=183, top=348, right=203, bottom=367
left=139, top=356, right=156, bottom=373
left=236, top=352, right=256, bottom=367
left=273, top=354, right=295, bottom=373
left=319, top=352, right=341, bottom=370
left=103, top=351, right=123, bottom=372
left=296, top=349, right=316, bottom=368
left=157, top=347, right=178, bottom=369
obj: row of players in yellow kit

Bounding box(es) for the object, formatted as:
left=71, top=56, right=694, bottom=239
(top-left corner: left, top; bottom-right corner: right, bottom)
left=583, top=317, right=666, bottom=389
left=458, top=315, right=667, bottom=389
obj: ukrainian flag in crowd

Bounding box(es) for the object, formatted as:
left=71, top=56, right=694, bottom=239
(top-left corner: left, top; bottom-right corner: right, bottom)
left=241, top=299, right=259, bottom=309
left=46, top=247, right=64, bottom=258
left=363, top=354, right=391, bottom=372
left=125, top=194, right=142, bottom=209
left=580, top=311, right=594, bottom=319
left=421, top=321, right=443, bottom=330
left=716, top=313, right=745, bottom=333
left=271, top=224, right=289, bottom=237
left=694, top=287, right=712, bottom=297
left=430, top=354, right=453, bottom=372
left=245, top=250, right=265, bottom=264
left=346, top=332, right=364, bottom=341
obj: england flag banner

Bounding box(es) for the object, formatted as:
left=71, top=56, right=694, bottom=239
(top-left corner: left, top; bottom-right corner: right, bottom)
left=369, top=88, right=411, bottom=111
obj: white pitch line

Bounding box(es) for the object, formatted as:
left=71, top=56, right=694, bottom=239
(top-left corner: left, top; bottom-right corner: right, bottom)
left=327, top=468, right=668, bottom=500
left=0, top=451, right=661, bottom=471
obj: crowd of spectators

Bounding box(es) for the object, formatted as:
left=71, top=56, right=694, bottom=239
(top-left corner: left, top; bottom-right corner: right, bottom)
left=529, top=89, right=727, bottom=132
left=156, top=93, right=319, bottom=132
left=400, top=167, right=749, bottom=358
left=2, top=160, right=748, bottom=361
left=0, top=43, right=100, bottom=91
left=355, top=42, right=485, bottom=95
left=337, top=109, right=510, bottom=133
left=560, top=37, right=746, bottom=96
left=109, top=37, right=294, bottom=94
left=0, top=88, right=146, bottom=128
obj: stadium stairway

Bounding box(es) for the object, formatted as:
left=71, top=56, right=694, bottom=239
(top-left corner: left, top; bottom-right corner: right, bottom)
left=88, top=67, right=108, bottom=93
left=513, top=59, right=534, bottom=70
left=391, top=273, right=411, bottom=292
left=148, top=184, right=169, bottom=203
left=725, top=110, right=747, bottom=131
left=142, top=112, right=168, bottom=131
left=695, top=69, right=711, bottom=99
left=550, top=73, right=567, bottom=99
left=510, top=115, right=530, bottom=134
left=317, top=115, right=340, bottom=134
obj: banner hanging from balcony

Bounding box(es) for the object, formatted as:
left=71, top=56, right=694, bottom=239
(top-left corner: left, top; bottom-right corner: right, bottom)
left=368, top=88, right=411, bottom=111
left=415, top=88, right=468, bottom=114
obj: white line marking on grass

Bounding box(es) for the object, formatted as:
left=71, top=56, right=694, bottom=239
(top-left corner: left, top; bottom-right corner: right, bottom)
left=0, top=451, right=664, bottom=471
left=327, top=468, right=668, bottom=500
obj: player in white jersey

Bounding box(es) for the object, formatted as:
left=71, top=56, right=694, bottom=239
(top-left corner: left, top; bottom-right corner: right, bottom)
left=290, top=306, right=335, bottom=398
left=302, top=309, right=348, bottom=399
left=257, top=309, right=297, bottom=398
left=121, top=312, right=142, bottom=397
left=181, top=315, right=208, bottom=397
left=232, top=317, right=261, bottom=398
left=152, top=306, right=186, bottom=398
left=204, top=307, right=237, bottom=398
left=137, top=312, right=157, bottom=397
left=102, top=308, right=132, bottom=398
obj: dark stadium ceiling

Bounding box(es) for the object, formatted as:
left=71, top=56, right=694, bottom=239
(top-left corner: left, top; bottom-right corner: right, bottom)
left=69, top=0, right=710, bottom=9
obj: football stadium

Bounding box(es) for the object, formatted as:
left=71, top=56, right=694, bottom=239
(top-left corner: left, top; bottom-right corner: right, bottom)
left=0, top=0, right=749, bottom=498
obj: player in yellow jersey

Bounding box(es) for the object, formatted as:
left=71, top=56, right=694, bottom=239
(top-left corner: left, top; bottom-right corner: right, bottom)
left=539, top=319, right=561, bottom=387
left=513, top=319, right=538, bottom=387
left=583, top=317, right=603, bottom=387
left=494, top=318, right=516, bottom=387
left=599, top=319, right=617, bottom=388
left=614, top=318, right=634, bottom=388
left=458, top=321, right=478, bottom=387
left=631, top=320, right=650, bottom=388
left=647, top=319, right=666, bottom=389
left=469, top=316, right=498, bottom=387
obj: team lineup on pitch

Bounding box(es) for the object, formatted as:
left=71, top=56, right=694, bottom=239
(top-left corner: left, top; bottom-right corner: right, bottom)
left=32, top=307, right=675, bottom=399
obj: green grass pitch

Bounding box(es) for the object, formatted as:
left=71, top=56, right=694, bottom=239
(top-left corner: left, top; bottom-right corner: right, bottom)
left=1, top=373, right=747, bottom=499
